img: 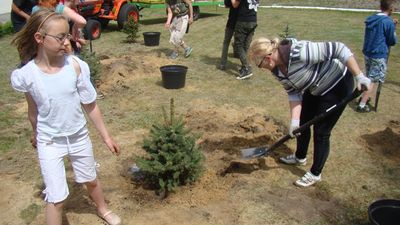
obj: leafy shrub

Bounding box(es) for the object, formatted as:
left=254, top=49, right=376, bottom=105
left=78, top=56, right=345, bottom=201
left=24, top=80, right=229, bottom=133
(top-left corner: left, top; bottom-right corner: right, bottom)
left=0, top=21, right=14, bottom=37
left=135, top=99, right=204, bottom=198
left=122, top=16, right=140, bottom=43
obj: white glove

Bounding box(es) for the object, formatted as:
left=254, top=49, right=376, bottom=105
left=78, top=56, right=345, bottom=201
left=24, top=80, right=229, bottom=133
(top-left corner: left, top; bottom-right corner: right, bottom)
left=355, top=72, right=371, bottom=91
left=289, top=119, right=300, bottom=138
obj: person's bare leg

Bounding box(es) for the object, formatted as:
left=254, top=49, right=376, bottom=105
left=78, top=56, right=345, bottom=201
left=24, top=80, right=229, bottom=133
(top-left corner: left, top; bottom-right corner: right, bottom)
left=181, top=42, right=188, bottom=50
left=46, top=202, right=64, bottom=225
left=85, top=179, right=108, bottom=215
left=86, top=179, right=121, bottom=224
left=360, top=82, right=376, bottom=104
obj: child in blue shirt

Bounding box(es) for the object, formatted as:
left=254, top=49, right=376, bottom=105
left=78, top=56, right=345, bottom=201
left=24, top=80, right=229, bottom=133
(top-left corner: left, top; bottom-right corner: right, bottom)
left=357, top=0, right=397, bottom=112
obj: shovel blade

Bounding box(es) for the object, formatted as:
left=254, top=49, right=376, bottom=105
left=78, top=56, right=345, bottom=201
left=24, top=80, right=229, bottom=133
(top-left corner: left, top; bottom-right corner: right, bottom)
left=241, top=146, right=268, bottom=159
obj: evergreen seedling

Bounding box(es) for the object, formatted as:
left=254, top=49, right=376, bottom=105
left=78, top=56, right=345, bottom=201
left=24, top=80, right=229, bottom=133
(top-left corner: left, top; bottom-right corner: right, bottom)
left=80, top=47, right=101, bottom=85
left=135, top=99, right=204, bottom=198
left=122, top=16, right=140, bottom=43
left=278, top=23, right=296, bottom=40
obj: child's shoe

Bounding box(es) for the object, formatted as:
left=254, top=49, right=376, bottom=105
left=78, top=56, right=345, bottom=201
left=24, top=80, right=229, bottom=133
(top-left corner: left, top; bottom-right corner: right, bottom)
left=169, top=51, right=179, bottom=59
left=184, top=47, right=193, bottom=58
left=356, top=105, right=371, bottom=113
left=236, top=66, right=253, bottom=80
left=98, top=211, right=121, bottom=225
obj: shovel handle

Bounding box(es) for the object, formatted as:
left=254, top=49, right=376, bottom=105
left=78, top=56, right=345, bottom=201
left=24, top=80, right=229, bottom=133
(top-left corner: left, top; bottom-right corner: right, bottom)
left=374, top=81, right=382, bottom=112
left=267, top=88, right=363, bottom=153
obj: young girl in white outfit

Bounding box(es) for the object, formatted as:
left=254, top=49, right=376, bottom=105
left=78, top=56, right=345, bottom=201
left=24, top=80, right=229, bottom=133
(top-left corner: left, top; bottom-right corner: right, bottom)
left=11, top=8, right=121, bottom=225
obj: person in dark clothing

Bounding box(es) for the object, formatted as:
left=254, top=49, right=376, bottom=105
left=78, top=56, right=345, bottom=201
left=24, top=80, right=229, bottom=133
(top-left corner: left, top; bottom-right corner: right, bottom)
left=218, top=0, right=238, bottom=70
left=232, top=0, right=258, bottom=80
left=11, top=0, right=38, bottom=32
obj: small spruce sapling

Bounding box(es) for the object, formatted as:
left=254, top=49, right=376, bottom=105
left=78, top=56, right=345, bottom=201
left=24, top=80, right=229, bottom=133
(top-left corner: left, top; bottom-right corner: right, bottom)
left=135, top=98, right=204, bottom=198
left=80, top=47, right=101, bottom=85
left=122, top=16, right=140, bottom=43
left=278, top=23, right=296, bottom=40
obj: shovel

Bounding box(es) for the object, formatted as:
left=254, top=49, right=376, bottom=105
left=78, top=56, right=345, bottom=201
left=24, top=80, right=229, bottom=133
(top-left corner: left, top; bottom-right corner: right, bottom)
left=241, top=88, right=363, bottom=159
left=375, top=49, right=391, bottom=112
left=374, top=81, right=382, bottom=112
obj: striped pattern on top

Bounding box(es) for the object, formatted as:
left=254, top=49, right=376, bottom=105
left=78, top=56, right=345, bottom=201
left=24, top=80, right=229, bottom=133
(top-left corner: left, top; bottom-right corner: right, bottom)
left=274, top=39, right=353, bottom=97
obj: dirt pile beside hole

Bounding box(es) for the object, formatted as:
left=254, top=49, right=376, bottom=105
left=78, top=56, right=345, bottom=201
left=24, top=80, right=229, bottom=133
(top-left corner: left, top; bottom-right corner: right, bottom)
left=185, top=105, right=286, bottom=155
left=98, top=52, right=171, bottom=93
left=361, top=120, right=400, bottom=160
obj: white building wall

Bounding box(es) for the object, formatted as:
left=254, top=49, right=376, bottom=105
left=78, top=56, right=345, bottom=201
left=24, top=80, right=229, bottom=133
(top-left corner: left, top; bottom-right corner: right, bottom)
left=1, top=0, right=12, bottom=14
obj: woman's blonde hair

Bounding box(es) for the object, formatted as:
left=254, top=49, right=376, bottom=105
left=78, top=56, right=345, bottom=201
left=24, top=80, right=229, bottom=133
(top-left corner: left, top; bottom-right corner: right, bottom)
left=248, top=37, right=280, bottom=66
left=11, top=8, right=67, bottom=63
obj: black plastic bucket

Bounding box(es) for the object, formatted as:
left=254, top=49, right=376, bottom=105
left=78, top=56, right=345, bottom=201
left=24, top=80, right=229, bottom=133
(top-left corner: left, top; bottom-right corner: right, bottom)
left=143, top=32, right=161, bottom=46
left=160, top=65, right=187, bottom=89
left=368, top=199, right=400, bottom=225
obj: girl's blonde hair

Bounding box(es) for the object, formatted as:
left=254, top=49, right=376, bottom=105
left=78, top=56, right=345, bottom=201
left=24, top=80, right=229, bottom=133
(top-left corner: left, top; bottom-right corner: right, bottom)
left=248, top=37, right=280, bottom=66
left=11, top=8, right=67, bottom=63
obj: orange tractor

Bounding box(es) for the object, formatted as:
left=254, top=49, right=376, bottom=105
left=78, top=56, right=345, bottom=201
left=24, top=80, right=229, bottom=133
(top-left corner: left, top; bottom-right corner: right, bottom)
left=76, top=0, right=139, bottom=40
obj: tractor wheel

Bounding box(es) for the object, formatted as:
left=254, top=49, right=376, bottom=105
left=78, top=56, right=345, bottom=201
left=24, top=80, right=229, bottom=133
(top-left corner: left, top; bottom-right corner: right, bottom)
left=83, top=19, right=101, bottom=40
left=117, top=3, right=139, bottom=30
left=193, top=6, right=200, bottom=21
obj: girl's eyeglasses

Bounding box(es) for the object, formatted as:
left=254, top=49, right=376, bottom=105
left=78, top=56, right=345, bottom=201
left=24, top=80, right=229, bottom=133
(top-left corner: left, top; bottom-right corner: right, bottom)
left=45, top=33, right=72, bottom=43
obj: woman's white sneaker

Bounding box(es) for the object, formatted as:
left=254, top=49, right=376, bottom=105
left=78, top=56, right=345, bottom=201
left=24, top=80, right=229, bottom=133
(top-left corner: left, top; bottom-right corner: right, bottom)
left=279, top=154, right=307, bottom=166
left=295, top=171, right=321, bottom=187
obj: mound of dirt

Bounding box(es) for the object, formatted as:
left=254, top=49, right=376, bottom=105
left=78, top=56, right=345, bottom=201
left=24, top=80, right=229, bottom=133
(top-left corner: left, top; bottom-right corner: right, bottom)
left=185, top=104, right=285, bottom=155
left=361, top=120, right=400, bottom=160
left=97, top=52, right=171, bottom=94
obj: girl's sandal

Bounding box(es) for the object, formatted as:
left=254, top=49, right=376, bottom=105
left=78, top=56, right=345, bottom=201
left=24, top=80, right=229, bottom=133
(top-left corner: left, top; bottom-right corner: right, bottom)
left=98, top=210, right=121, bottom=225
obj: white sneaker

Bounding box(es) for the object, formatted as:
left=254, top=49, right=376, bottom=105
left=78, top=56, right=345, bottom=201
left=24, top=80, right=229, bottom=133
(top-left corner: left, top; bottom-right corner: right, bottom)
left=295, top=171, right=321, bottom=187
left=279, top=154, right=307, bottom=166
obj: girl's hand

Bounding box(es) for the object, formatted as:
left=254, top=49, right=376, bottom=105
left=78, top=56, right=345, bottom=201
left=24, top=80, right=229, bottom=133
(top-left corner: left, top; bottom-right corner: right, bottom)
left=104, top=137, right=121, bottom=156
left=30, top=133, right=37, bottom=149
left=189, top=18, right=193, bottom=25
left=165, top=22, right=171, bottom=28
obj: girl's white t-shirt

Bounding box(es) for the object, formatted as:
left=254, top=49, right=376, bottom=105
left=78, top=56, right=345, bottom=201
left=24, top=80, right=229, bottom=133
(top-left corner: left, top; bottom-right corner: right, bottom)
left=11, top=55, right=97, bottom=137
